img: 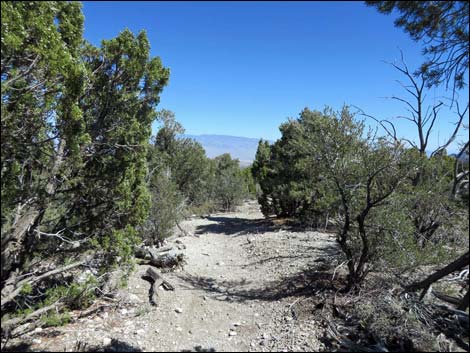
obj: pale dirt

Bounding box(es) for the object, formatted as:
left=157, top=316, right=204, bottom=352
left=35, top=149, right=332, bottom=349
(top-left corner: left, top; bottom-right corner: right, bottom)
left=4, top=200, right=340, bottom=352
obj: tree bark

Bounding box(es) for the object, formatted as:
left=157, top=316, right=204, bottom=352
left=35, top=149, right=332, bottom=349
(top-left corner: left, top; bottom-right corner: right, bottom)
left=405, top=251, right=469, bottom=299
left=1, top=259, right=87, bottom=310
left=135, top=247, right=184, bottom=269
left=141, top=267, right=174, bottom=306
left=457, top=288, right=469, bottom=311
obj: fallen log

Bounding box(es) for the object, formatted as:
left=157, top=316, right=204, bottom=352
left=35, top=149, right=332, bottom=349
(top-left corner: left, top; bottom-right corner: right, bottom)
left=405, top=251, right=469, bottom=300
left=432, top=289, right=464, bottom=306
left=457, top=288, right=469, bottom=311
left=135, top=247, right=185, bottom=269
left=141, top=267, right=174, bottom=306
left=1, top=300, right=64, bottom=335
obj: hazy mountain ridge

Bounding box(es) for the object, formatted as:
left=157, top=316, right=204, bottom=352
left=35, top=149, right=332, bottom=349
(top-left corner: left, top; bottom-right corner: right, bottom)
left=181, top=134, right=271, bottom=166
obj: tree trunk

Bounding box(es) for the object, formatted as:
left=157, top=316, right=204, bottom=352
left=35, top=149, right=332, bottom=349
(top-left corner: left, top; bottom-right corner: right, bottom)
left=457, top=288, right=469, bottom=311
left=141, top=267, right=174, bottom=306
left=1, top=140, right=66, bottom=283
left=406, top=251, right=469, bottom=299
left=135, top=246, right=185, bottom=269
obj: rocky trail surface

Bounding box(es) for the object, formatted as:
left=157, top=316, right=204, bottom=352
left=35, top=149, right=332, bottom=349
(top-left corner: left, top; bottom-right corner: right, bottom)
left=4, top=201, right=340, bottom=352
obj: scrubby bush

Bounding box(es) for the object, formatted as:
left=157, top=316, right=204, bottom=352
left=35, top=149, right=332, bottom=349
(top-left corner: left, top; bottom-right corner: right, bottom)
left=212, top=154, right=247, bottom=211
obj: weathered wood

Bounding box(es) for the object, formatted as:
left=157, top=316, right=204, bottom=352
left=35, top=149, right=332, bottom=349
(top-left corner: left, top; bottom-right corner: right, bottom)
left=432, top=289, right=464, bottom=306
left=135, top=247, right=184, bottom=269
left=148, top=251, right=184, bottom=268
left=141, top=267, right=174, bottom=306
left=457, top=288, right=469, bottom=311
left=1, top=300, right=64, bottom=334
left=1, top=259, right=87, bottom=310
left=405, top=251, right=469, bottom=299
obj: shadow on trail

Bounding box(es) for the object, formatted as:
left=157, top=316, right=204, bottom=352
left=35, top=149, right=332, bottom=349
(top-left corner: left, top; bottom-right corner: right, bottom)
left=2, top=339, right=142, bottom=352
left=177, top=260, right=343, bottom=303
left=240, top=243, right=339, bottom=268
left=195, top=216, right=319, bottom=236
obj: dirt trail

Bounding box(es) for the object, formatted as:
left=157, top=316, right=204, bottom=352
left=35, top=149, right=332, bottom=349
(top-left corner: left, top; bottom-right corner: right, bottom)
left=6, top=201, right=339, bottom=352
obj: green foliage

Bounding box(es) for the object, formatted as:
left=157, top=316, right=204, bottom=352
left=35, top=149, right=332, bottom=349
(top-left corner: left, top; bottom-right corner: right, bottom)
left=144, top=111, right=251, bottom=244
left=41, top=311, right=72, bottom=328
left=366, top=1, right=469, bottom=90
left=252, top=110, right=340, bottom=222
left=241, top=166, right=257, bottom=197
left=20, top=283, right=33, bottom=296
left=212, top=154, right=247, bottom=212
left=1, top=1, right=170, bottom=329
left=146, top=167, right=184, bottom=246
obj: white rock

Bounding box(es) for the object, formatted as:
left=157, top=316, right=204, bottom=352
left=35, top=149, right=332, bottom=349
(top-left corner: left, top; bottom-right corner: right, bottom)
left=128, top=293, right=141, bottom=303
left=103, top=337, right=112, bottom=345
left=32, top=338, right=42, bottom=344
left=134, top=329, right=145, bottom=335
left=175, top=307, right=183, bottom=313
left=228, top=330, right=237, bottom=336
left=233, top=322, right=242, bottom=327
left=120, top=308, right=128, bottom=315
left=176, top=326, right=183, bottom=332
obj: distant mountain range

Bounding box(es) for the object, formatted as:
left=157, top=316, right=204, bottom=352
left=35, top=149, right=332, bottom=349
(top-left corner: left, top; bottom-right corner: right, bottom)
left=181, top=134, right=270, bottom=167
left=179, top=134, right=469, bottom=167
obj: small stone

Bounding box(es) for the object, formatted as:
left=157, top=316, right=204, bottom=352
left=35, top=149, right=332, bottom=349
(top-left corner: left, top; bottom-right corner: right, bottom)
left=176, top=326, right=183, bottom=332
left=128, top=293, right=141, bottom=303
left=228, top=330, right=237, bottom=336
left=233, top=322, right=242, bottom=327
left=175, top=307, right=183, bottom=313
left=103, top=337, right=112, bottom=345
left=34, top=327, right=43, bottom=333
left=32, top=338, right=42, bottom=345
left=134, top=329, right=145, bottom=335
left=120, top=309, right=128, bottom=315
left=155, top=328, right=160, bottom=333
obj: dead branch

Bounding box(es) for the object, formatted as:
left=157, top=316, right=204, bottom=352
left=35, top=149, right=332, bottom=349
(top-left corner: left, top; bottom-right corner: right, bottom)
left=405, top=251, right=469, bottom=299
left=1, top=300, right=64, bottom=334
left=1, top=258, right=88, bottom=309
left=141, top=267, right=174, bottom=306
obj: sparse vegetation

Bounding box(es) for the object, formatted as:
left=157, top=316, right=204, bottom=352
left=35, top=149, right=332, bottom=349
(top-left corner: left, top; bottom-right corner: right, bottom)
left=1, top=1, right=468, bottom=351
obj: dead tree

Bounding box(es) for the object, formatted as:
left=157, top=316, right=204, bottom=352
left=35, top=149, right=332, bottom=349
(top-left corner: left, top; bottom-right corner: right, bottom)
left=141, top=267, right=174, bottom=306
left=357, top=53, right=469, bottom=248
left=135, top=246, right=185, bottom=269
left=406, top=251, right=469, bottom=302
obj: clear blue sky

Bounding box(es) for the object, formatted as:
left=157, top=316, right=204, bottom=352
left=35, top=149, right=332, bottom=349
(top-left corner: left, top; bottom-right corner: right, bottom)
left=82, top=1, right=468, bottom=153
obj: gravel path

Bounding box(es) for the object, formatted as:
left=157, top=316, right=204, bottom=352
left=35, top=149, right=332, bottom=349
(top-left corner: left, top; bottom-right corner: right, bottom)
left=5, top=200, right=339, bottom=352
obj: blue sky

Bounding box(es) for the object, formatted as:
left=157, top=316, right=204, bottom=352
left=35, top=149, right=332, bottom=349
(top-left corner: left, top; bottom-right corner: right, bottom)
left=82, top=1, right=468, bottom=153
